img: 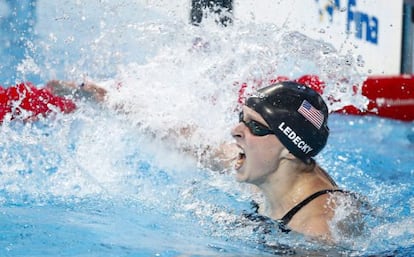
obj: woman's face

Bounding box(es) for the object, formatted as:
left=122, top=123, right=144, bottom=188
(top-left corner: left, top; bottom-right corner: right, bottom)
left=231, top=106, right=286, bottom=185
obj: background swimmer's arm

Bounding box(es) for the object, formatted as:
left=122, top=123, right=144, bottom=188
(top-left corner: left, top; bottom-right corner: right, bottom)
left=159, top=125, right=238, bottom=171
left=199, top=143, right=239, bottom=172
left=45, top=80, right=107, bottom=102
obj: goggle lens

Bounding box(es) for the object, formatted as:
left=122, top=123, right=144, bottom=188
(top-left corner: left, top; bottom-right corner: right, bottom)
left=239, top=112, right=275, bottom=136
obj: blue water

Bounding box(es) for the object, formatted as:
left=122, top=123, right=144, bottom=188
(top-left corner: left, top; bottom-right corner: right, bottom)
left=0, top=1, right=38, bottom=85
left=1, top=1, right=414, bottom=256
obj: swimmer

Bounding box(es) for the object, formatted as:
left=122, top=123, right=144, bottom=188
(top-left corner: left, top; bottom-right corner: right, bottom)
left=45, top=79, right=364, bottom=242
left=233, top=81, right=363, bottom=242
left=0, top=80, right=105, bottom=122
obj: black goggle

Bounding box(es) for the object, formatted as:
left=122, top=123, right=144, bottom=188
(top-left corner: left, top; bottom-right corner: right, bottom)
left=239, top=112, right=275, bottom=136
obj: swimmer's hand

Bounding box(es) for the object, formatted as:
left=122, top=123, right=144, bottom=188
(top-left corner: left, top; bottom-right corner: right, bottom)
left=45, top=80, right=107, bottom=102
left=204, top=142, right=239, bottom=172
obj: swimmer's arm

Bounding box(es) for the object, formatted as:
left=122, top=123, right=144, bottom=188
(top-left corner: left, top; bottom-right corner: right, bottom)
left=45, top=80, right=107, bottom=102
left=198, top=142, right=239, bottom=172
left=300, top=215, right=334, bottom=243
left=45, top=80, right=133, bottom=113
left=46, top=79, right=239, bottom=170
left=162, top=126, right=238, bottom=171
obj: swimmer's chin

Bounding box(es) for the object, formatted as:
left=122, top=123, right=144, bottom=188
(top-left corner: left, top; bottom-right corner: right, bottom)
left=233, top=167, right=247, bottom=182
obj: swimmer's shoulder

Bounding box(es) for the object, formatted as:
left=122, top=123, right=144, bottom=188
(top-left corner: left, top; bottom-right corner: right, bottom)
left=328, top=189, right=370, bottom=238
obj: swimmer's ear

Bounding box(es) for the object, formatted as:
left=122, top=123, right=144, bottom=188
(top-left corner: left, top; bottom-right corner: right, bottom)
left=280, top=148, right=296, bottom=160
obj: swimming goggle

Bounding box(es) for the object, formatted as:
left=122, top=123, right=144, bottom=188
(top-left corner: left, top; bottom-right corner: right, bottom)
left=239, top=112, right=275, bottom=136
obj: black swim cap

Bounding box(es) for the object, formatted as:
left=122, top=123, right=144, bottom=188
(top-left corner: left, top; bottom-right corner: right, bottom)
left=246, top=81, right=329, bottom=164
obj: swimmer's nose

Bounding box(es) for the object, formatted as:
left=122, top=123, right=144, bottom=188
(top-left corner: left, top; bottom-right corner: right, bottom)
left=231, top=122, right=245, bottom=139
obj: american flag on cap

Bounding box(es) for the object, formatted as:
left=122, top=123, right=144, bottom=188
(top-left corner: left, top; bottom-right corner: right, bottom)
left=297, top=100, right=324, bottom=129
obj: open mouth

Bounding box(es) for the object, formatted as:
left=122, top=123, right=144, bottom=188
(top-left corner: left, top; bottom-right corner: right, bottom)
left=234, top=148, right=246, bottom=170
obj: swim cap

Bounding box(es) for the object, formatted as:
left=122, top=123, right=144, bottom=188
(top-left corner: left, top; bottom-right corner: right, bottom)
left=246, top=81, right=329, bottom=164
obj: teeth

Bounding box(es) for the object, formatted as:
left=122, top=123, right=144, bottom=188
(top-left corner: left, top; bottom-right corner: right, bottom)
left=235, top=149, right=245, bottom=170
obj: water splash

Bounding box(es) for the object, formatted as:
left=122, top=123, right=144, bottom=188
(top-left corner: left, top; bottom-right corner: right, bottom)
left=1, top=1, right=411, bottom=256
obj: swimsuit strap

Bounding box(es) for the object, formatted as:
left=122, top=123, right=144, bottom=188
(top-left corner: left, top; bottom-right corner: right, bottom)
left=279, top=189, right=345, bottom=225
left=244, top=201, right=292, bottom=233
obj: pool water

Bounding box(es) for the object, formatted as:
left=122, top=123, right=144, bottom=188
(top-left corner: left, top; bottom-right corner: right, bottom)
left=1, top=1, right=414, bottom=256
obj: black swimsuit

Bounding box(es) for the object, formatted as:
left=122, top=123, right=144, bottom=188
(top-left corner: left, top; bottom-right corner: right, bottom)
left=244, top=189, right=346, bottom=233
